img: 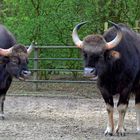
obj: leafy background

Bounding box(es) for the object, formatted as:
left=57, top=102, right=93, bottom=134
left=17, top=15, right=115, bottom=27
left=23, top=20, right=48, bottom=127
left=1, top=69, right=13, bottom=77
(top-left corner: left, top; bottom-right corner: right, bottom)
left=1, top=0, right=140, bottom=45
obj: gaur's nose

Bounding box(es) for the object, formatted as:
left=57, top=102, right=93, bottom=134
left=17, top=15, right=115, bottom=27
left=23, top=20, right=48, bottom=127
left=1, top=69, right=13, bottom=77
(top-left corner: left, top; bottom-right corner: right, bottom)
left=84, top=67, right=96, bottom=77
left=21, top=70, right=31, bottom=77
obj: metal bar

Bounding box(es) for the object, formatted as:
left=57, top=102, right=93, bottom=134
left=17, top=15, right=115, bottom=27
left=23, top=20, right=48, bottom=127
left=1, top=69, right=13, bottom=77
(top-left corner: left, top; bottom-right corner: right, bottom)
left=104, top=22, right=108, bottom=31
left=29, top=58, right=83, bottom=61
left=29, top=69, right=83, bottom=72
left=32, top=46, right=77, bottom=49
left=133, top=20, right=140, bottom=32
left=33, top=48, right=39, bottom=90
left=13, top=79, right=96, bottom=84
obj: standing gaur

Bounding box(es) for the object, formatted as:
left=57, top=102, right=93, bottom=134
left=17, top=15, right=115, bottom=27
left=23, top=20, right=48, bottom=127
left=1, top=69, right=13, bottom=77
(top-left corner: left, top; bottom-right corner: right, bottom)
left=0, top=24, right=33, bottom=119
left=72, top=21, right=140, bottom=136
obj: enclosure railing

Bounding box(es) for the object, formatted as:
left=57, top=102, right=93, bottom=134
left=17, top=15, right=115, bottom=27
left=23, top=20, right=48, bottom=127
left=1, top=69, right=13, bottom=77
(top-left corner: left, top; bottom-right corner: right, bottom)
left=28, top=46, right=96, bottom=86
left=30, top=46, right=84, bottom=81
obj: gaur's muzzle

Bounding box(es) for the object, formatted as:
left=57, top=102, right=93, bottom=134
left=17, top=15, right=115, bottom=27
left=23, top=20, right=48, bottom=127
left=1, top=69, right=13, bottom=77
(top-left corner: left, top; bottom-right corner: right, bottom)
left=84, top=67, right=98, bottom=80
left=19, top=70, right=31, bottom=80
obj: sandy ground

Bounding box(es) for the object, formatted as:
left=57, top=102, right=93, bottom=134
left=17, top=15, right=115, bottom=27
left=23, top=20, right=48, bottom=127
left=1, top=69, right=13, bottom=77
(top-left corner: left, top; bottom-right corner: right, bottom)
left=0, top=94, right=139, bottom=140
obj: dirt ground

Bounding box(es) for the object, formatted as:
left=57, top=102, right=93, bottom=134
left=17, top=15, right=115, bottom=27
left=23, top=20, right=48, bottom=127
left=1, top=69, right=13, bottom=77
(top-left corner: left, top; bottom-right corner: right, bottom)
left=0, top=92, right=140, bottom=140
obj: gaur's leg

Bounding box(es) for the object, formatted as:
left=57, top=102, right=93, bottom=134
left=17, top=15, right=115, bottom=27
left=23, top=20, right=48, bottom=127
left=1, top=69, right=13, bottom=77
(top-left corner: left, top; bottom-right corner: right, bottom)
left=115, top=92, right=130, bottom=136
left=0, top=94, right=5, bottom=119
left=0, top=77, right=12, bottom=120
left=99, top=88, right=114, bottom=136
left=135, top=90, right=140, bottom=132
left=104, top=96, right=114, bottom=136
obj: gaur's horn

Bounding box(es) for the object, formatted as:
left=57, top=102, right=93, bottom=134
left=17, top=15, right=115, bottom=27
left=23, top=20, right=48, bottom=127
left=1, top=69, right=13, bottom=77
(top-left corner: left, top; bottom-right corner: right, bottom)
left=27, top=41, right=35, bottom=55
left=0, top=47, right=13, bottom=56
left=72, top=21, right=88, bottom=48
left=106, top=21, right=122, bottom=49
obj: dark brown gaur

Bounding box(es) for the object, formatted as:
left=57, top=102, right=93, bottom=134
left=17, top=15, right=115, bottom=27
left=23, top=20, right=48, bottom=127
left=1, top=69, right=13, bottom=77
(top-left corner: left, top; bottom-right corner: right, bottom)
left=71, top=21, right=140, bottom=136
left=0, top=24, right=34, bottom=120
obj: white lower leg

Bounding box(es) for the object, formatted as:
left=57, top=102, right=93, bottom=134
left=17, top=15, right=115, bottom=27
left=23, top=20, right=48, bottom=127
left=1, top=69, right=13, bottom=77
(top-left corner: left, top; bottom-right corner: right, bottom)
left=0, top=113, right=4, bottom=118
left=135, top=104, right=140, bottom=131
left=104, top=104, right=114, bottom=135
left=0, top=95, right=5, bottom=119
left=116, top=104, right=127, bottom=134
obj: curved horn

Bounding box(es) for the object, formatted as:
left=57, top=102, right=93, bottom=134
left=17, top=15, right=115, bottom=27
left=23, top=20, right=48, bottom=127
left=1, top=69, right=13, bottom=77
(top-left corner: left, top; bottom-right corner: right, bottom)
left=27, top=41, right=35, bottom=55
left=72, top=21, right=88, bottom=48
left=0, top=47, right=13, bottom=56
left=106, top=21, right=123, bottom=49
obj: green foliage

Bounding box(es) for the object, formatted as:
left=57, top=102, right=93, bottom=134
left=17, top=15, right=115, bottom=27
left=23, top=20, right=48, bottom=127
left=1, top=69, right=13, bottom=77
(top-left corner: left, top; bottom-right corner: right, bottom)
left=1, top=0, right=140, bottom=45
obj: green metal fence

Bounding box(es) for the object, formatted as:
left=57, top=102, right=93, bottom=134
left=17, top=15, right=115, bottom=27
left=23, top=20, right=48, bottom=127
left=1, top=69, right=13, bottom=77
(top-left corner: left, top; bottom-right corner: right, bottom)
left=30, top=46, right=89, bottom=78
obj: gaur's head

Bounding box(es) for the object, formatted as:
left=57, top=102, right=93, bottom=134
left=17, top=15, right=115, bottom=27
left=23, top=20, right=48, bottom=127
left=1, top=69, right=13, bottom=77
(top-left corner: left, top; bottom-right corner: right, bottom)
left=0, top=43, right=33, bottom=80
left=72, top=21, right=122, bottom=80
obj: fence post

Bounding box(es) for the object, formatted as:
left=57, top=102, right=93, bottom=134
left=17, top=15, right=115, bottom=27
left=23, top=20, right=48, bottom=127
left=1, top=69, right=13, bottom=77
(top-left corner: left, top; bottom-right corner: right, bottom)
left=135, top=20, right=140, bottom=32
left=104, top=22, right=108, bottom=32
left=33, top=46, right=39, bottom=91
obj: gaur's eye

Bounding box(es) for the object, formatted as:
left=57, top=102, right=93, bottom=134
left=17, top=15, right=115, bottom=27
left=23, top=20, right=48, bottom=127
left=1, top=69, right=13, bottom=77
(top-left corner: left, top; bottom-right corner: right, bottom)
left=91, top=55, right=100, bottom=63
left=92, top=55, right=99, bottom=60
left=26, top=59, right=29, bottom=64
left=83, top=52, right=87, bottom=58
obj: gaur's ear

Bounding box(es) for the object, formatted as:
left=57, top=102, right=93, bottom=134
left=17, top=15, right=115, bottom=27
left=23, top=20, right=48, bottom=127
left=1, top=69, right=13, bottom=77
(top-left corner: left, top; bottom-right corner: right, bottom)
left=104, top=50, right=121, bottom=61
left=109, top=50, right=121, bottom=60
